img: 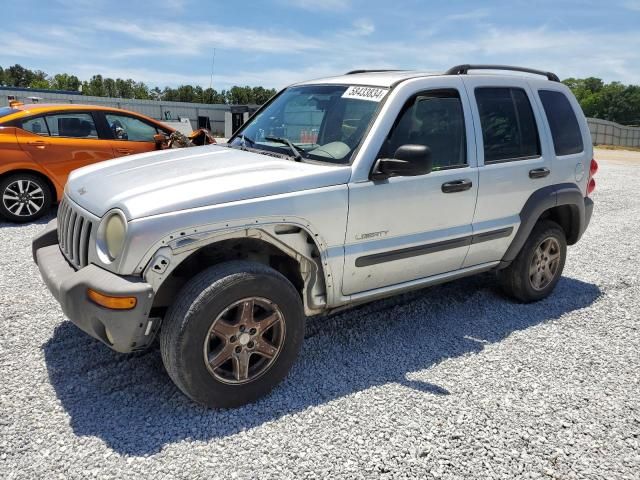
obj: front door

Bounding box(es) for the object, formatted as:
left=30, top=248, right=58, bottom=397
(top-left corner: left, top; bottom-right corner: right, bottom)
left=17, top=112, right=115, bottom=188
left=343, top=86, right=479, bottom=295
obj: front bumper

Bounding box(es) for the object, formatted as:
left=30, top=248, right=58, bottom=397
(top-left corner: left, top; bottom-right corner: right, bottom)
left=33, top=219, right=157, bottom=353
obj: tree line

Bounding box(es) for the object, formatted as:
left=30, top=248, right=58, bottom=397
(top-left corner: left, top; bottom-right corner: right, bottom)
left=2, top=64, right=640, bottom=123
left=0, top=64, right=277, bottom=105
left=562, top=77, right=640, bottom=126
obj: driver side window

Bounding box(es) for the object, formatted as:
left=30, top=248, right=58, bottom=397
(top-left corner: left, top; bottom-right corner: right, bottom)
left=380, top=89, right=467, bottom=169
left=105, top=113, right=158, bottom=142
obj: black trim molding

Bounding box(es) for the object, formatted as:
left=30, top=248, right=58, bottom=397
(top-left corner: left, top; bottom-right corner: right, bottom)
left=355, top=227, right=513, bottom=267
left=500, top=182, right=585, bottom=267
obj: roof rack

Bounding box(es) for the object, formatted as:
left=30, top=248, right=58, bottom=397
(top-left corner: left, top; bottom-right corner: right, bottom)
left=445, top=64, right=560, bottom=82
left=345, top=69, right=404, bottom=75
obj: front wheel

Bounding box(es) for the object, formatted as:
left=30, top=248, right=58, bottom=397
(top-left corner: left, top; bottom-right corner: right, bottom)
left=0, top=173, right=52, bottom=223
left=498, top=219, right=567, bottom=303
left=160, top=261, right=305, bottom=408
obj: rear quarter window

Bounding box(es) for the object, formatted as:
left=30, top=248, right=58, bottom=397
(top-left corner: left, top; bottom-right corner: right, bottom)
left=538, top=90, right=584, bottom=156
left=22, top=117, right=49, bottom=136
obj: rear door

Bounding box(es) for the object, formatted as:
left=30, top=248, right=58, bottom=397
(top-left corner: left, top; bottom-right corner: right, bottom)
left=102, top=112, right=165, bottom=156
left=461, top=77, right=553, bottom=267
left=16, top=111, right=115, bottom=188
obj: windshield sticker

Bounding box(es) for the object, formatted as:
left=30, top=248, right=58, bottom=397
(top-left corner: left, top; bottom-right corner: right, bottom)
left=342, top=86, right=388, bottom=102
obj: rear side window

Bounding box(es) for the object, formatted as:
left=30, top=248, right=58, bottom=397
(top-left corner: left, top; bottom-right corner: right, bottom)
left=539, top=90, right=584, bottom=156
left=45, top=113, right=98, bottom=138
left=22, top=117, right=49, bottom=136
left=475, top=87, right=540, bottom=163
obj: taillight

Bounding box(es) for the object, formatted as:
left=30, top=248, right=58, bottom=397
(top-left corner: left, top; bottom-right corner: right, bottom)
left=587, top=159, right=598, bottom=196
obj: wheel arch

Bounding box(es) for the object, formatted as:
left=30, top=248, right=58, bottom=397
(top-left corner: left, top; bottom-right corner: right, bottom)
left=501, top=183, right=586, bottom=266
left=145, top=224, right=332, bottom=317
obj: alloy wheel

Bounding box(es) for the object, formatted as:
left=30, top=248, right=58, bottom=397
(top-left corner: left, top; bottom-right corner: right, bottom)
left=203, top=297, right=286, bottom=384
left=2, top=179, right=45, bottom=218
left=529, top=237, right=561, bottom=290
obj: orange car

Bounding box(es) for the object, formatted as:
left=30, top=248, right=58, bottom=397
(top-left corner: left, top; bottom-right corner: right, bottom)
left=0, top=103, right=175, bottom=222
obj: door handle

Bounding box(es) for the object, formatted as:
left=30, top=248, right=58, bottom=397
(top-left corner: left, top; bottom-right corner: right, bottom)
left=441, top=179, right=473, bottom=193
left=115, top=148, right=133, bottom=155
left=27, top=140, right=47, bottom=149
left=529, top=167, right=550, bottom=179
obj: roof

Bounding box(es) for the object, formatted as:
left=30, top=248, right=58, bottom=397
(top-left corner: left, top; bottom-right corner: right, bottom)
left=295, top=70, right=438, bottom=88
left=1, top=103, right=174, bottom=130
left=13, top=103, right=134, bottom=114
left=295, top=65, right=561, bottom=88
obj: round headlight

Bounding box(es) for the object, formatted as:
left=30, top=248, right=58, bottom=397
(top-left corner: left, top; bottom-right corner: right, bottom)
left=104, top=212, right=126, bottom=260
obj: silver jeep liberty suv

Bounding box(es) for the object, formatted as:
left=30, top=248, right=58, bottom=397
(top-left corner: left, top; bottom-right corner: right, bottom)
left=33, top=65, right=596, bottom=408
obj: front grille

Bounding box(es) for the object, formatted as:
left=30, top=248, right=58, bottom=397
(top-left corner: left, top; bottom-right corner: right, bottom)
left=57, top=197, right=94, bottom=269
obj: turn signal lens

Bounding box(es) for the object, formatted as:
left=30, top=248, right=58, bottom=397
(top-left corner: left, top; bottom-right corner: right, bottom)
left=587, top=178, right=596, bottom=195
left=590, top=159, right=599, bottom=176
left=87, top=289, right=137, bottom=310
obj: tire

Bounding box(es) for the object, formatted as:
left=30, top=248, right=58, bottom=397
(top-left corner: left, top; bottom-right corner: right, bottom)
left=0, top=173, right=52, bottom=223
left=498, top=219, right=567, bottom=303
left=160, top=260, right=305, bottom=408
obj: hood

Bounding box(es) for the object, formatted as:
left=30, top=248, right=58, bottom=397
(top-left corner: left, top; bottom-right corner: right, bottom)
left=66, top=145, right=351, bottom=219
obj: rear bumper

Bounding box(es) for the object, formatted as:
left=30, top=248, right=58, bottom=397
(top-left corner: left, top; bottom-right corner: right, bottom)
left=583, top=196, right=594, bottom=236
left=33, top=219, right=157, bottom=353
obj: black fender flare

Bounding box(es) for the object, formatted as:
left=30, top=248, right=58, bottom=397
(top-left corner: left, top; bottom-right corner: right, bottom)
left=500, top=183, right=587, bottom=266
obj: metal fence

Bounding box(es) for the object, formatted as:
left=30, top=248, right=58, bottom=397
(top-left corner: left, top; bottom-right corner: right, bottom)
left=587, top=118, right=640, bottom=148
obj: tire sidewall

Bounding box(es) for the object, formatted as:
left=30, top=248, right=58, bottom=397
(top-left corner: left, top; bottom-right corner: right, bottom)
left=0, top=174, right=52, bottom=222
left=168, top=267, right=304, bottom=408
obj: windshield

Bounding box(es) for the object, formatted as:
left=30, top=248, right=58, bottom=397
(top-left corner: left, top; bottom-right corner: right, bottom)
left=0, top=107, right=18, bottom=122
left=230, top=84, right=388, bottom=164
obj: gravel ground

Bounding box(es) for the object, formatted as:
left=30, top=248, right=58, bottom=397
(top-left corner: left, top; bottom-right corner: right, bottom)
left=1, top=152, right=639, bottom=479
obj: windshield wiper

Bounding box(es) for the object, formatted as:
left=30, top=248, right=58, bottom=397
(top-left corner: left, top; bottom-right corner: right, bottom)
left=264, top=136, right=303, bottom=162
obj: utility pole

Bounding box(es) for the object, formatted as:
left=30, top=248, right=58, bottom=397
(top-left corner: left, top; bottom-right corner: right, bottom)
left=209, top=48, right=216, bottom=92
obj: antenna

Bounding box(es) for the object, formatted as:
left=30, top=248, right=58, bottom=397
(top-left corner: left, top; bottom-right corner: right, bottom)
left=209, top=48, right=216, bottom=91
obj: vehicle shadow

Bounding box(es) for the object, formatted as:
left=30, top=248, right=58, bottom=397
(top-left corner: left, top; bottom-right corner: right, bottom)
left=42, top=273, right=601, bottom=456
left=0, top=210, right=55, bottom=229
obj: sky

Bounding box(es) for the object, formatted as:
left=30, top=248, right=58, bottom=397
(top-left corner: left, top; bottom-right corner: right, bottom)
left=2, top=0, right=640, bottom=90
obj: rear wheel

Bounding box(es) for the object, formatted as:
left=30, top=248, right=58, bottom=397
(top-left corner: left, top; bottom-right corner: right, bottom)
left=498, top=220, right=567, bottom=303
left=0, top=173, right=52, bottom=223
left=160, top=261, right=305, bottom=408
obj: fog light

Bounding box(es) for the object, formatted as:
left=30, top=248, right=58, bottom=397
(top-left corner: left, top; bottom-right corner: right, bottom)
left=88, top=289, right=137, bottom=310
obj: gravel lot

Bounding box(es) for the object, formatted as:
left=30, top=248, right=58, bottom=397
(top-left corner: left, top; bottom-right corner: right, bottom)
left=1, top=149, right=639, bottom=479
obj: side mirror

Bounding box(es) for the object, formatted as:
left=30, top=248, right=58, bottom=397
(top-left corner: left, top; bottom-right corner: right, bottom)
left=372, top=144, right=433, bottom=180
left=154, top=133, right=169, bottom=149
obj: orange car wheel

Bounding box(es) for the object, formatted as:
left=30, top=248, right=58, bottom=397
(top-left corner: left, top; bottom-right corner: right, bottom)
left=0, top=173, right=52, bottom=223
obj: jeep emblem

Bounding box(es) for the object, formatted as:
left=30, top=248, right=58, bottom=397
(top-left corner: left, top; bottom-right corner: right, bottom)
left=77, top=187, right=87, bottom=195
